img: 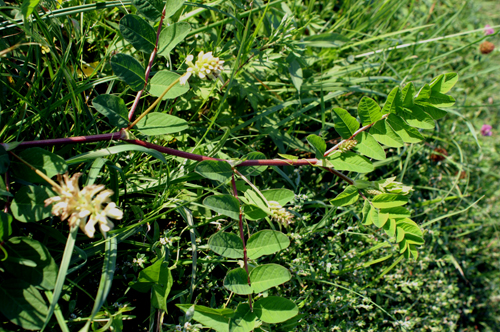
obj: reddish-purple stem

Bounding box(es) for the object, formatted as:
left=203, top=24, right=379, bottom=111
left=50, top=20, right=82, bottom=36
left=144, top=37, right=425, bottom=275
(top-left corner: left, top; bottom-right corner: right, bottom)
left=231, top=174, right=253, bottom=311
left=10, top=132, right=123, bottom=148
left=6, top=133, right=353, bottom=184
left=3, top=172, right=10, bottom=213
left=128, top=6, right=167, bottom=121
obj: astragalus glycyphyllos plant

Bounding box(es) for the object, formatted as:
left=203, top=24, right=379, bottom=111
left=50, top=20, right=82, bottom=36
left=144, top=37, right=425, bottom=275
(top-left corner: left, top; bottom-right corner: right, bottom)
left=0, top=0, right=469, bottom=330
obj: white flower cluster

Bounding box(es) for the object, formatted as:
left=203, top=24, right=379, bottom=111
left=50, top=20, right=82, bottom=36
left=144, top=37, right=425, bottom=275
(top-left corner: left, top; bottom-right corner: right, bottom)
left=338, top=139, right=357, bottom=152
left=160, top=236, right=172, bottom=246
left=269, top=201, right=294, bottom=226
left=179, top=51, right=224, bottom=85
left=44, top=173, right=123, bottom=238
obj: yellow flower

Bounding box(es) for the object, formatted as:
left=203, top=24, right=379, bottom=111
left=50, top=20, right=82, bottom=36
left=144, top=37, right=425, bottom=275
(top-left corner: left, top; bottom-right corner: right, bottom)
left=44, top=173, right=123, bottom=238
left=41, top=45, right=50, bottom=54
left=179, top=51, right=224, bottom=86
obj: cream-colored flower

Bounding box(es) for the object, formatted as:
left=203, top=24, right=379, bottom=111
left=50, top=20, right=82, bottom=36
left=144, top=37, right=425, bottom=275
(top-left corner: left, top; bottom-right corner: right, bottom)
left=269, top=201, right=294, bottom=226
left=44, top=173, right=123, bottom=238
left=179, top=51, right=224, bottom=86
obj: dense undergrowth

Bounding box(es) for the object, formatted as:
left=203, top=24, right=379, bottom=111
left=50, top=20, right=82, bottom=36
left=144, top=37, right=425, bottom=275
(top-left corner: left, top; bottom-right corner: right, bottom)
left=0, top=0, right=499, bottom=331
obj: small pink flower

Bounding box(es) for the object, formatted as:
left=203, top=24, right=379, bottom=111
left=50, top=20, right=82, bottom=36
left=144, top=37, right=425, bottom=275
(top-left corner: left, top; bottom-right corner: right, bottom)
left=484, top=25, right=495, bottom=36
left=481, top=124, right=492, bottom=136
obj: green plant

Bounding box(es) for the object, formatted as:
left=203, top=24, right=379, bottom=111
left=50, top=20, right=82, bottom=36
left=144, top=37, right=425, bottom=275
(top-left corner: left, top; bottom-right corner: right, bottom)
left=1, top=0, right=499, bottom=331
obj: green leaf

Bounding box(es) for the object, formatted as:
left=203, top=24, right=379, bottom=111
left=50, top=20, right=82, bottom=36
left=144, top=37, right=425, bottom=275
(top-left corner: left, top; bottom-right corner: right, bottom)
left=330, top=186, right=359, bottom=207
left=135, top=113, right=188, bottom=136
left=21, top=0, right=41, bottom=18
left=204, top=195, right=240, bottom=220
left=414, top=84, right=431, bottom=101
left=358, top=97, right=382, bottom=126
left=111, top=54, right=146, bottom=92
left=372, top=194, right=408, bottom=208
left=383, top=218, right=396, bottom=238
left=11, top=186, right=55, bottom=223
left=119, top=14, right=156, bottom=53
left=381, top=87, right=401, bottom=114
left=354, top=132, right=386, bottom=160
left=244, top=190, right=270, bottom=215
left=379, top=206, right=411, bottom=219
left=92, top=94, right=129, bottom=128
left=208, top=232, right=244, bottom=259
left=0, top=211, right=12, bottom=241
left=164, top=0, right=185, bottom=18
left=224, top=268, right=252, bottom=295
left=131, top=260, right=173, bottom=311
left=396, top=106, right=434, bottom=129
left=153, top=276, right=174, bottom=311
left=132, top=259, right=169, bottom=285
left=409, top=244, right=419, bottom=259
left=0, top=279, right=48, bottom=330
left=369, top=120, right=404, bottom=147
left=195, top=160, right=233, bottom=182
left=247, top=230, right=290, bottom=259
left=333, top=108, right=359, bottom=139
left=430, top=73, right=458, bottom=94
left=423, top=91, right=455, bottom=108
left=289, top=59, right=303, bottom=92
left=238, top=152, right=268, bottom=177
left=245, top=189, right=271, bottom=215
left=361, top=200, right=372, bottom=225
left=306, top=134, right=326, bottom=158
left=328, top=151, right=374, bottom=173
left=0, top=145, right=10, bottom=174
left=261, top=189, right=295, bottom=206
left=11, top=148, right=67, bottom=184
left=3, top=237, right=57, bottom=290
left=396, top=227, right=406, bottom=243
left=386, top=114, right=424, bottom=143
left=158, top=22, right=191, bottom=56
left=373, top=210, right=388, bottom=228
left=149, top=70, right=190, bottom=99
left=243, top=204, right=269, bottom=221
left=419, top=105, right=448, bottom=120
left=253, top=296, right=298, bottom=324
left=400, top=82, right=415, bottom=108
left=132, top=0, right=163, bottom=21
left=229, top=303, right=258, bottom=332
left=396, top=218, right=424, bottom=239
left=177, top=305, right=232, bottom=332
left=297, top=33, right=350, bottom=48
left=250, top=264, right=291, bottom=293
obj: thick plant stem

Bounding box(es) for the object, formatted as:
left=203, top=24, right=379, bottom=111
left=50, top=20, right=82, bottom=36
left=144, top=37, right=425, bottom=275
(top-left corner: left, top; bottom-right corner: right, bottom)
left=8, top=132, right=123, bottom=148
left=231, top=174, right=253, bottom=311
left=128, top=6, right=167, bottom=121
left=127, top=77, right=181, bottom=130
left=10, top=134, right=354, bottom=184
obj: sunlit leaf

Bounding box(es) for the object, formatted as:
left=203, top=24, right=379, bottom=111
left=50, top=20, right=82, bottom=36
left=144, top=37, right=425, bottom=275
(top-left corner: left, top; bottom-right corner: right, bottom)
left=333, top=108, right=359, bottom=139
left=358, top=97, right=382, bottom=126
left=135, top=113, right=188, bottom=135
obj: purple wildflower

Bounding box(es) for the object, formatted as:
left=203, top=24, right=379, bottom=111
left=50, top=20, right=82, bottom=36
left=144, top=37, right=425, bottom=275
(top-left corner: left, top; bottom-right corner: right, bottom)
left=484, top=25, right=495, bottom=36
left=481, top=124, right=493, bottom=136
